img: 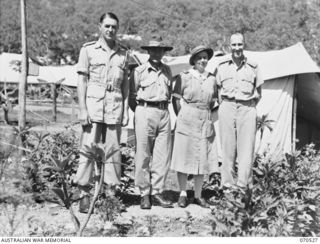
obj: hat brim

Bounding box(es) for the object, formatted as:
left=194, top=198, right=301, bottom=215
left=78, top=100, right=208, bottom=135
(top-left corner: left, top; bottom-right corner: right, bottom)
left=141, top=46, right=173, bottom=51
left=189, top=48, right=213, bottom=65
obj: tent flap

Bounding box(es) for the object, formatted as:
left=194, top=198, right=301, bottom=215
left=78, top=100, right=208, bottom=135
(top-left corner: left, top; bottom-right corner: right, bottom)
left=255, top=76, right=295, bottom=154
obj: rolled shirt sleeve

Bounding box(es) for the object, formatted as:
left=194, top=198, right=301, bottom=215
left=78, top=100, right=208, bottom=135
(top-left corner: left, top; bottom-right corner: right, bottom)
left=213, top=67, right=221, bottom=87
left=173, top=74, right=183, bottom=96
left=255, top=64, right=264, bottom=88
left=121, top=59, right=129, bottom=98
left=129, top=68, right=139, bottom=100
left=77, top=47, right=89, bottom=75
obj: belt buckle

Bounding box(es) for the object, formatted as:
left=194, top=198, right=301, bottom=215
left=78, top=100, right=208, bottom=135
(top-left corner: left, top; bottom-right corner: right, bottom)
left=224, top=97, right=235, bottom=102
left=138, top=101, right=147, bottom=107
left=159, top=102, right=165, bottom=110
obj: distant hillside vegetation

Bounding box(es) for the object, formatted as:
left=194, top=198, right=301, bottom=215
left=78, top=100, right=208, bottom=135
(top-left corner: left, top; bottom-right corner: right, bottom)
left=1, top=0, right=320, bottom=64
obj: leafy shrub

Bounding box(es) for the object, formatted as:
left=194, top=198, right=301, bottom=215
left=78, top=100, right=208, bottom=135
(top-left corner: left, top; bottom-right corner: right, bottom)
left=26, top=130, right=136, bottom=199
left=210, top=144, right=320, bottom=237
left=0, top=156, right=34, bottom=235
left=1, top=127, right=136, bottom=236
left=95, top=194, right=124, bottom=222
left=25, top=129, right=79, bottom=199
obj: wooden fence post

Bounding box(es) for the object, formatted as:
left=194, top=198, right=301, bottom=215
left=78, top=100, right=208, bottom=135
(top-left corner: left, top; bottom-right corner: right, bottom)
left=51, top=83, right=57, bottom=122
left=19, top=0, right=27, bottom=132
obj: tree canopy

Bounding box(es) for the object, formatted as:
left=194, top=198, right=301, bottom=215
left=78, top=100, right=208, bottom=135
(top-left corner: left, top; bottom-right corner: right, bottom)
left=1, top=0, right=320, bottom=65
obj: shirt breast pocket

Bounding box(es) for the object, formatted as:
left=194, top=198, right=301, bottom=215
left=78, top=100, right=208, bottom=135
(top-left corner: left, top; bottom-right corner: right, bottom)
left=90, top=62, right=106, bottom=81
left=140, top=78, right=157, bottom=88
left=240, top=72, right=255, bottom=94
left=221, top=77, right=234, bottom=92
left=109, top=65, right=125, bottom=88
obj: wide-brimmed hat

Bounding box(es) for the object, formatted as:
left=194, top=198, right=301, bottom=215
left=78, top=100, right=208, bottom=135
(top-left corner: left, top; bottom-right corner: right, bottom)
left=141, top=36, right=173, bottom=51
left=189, top=45, right=213, bottom=65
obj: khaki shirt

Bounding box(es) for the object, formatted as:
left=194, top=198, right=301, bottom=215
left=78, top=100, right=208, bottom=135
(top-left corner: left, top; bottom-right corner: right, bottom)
left=77, top=38, right=128, bottom=124
left=130, top=61, right=172, bottom=102
left=215, top=54, right=263, bottom=101
left=176, top=69, right=217, bottom=105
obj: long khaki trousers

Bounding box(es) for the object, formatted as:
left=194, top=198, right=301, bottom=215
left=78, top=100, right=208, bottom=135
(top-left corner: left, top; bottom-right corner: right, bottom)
left=218, top=100, right=257, bottom=187
left=134, top=105, right=172, bottom=196
left=74, top=123, right=121, bottom=186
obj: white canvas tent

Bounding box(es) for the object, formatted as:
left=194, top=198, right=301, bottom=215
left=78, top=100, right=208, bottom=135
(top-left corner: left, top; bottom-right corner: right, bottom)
left=0, top=52, right=69, bottom=84
left=0, top=53, right=42, bottom=83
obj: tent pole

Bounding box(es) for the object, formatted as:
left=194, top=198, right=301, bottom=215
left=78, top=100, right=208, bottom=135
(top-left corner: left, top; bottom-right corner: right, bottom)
left=292, top=75, right=298, bottom=152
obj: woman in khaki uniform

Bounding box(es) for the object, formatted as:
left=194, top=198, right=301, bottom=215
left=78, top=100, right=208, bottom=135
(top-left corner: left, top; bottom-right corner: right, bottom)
left=171, top=45, right=218, bottom=208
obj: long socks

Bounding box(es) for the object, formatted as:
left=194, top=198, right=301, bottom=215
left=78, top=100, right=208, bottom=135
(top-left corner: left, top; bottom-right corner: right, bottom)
left=194, top=174, right=204, bottom=198
left=177, top=172, right=204, bottom=198
left=177, top=172, right=188, bottom=197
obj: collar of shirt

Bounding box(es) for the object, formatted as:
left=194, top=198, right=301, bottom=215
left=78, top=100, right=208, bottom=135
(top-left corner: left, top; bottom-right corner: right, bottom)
left=226, top=55, right=247, bottom=70
left=189, top=68, right=209, bottom=80
left=146, top=61, right=165, bottom=73
left=94, top=37, right=119, bottom=53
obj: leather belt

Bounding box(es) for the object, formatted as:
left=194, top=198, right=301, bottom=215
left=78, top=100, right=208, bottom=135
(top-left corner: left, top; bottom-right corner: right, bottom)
left=221, top=96, right=237, bottom=101
left=222, top=96, right=256, bottom=105
left=186, top=102, right=210, bottom=110
left=138, top=100, right=168, bottom=110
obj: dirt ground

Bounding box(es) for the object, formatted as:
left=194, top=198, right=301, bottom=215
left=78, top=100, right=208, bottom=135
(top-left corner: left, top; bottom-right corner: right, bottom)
left=0, top=194, right=215, bottom=237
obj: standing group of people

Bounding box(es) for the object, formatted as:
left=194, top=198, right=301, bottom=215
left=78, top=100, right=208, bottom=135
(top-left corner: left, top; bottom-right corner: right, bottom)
left=73, top=12, right=263, bottom=213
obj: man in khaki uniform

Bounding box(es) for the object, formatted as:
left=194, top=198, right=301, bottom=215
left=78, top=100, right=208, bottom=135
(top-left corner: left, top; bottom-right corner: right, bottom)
left=129, top=36, right=173, bottom=209
left=215, top=33, right=263, bottom=189
left=74, top=12, right=129, bottom=213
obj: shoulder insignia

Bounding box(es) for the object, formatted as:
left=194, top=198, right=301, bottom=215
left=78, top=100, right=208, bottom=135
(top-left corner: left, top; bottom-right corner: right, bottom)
left=82, top=41, right=96, bottom=47
left=180, top=69, right=191, bottom=78
left=135, top=63, right=148, bottom=73
left=217, top=54, right=232, bottom=66
left=119, top=46, right=129, bottom=53
left=246, top=58, right=258, bottom=68
left=117, top=41, right=129, bottom=51
left=181, top=69, right=189, bottom=74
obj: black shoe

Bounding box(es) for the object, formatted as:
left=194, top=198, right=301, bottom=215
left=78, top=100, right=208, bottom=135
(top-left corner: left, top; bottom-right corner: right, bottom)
left=79, top=195, right=90, bottom=213
left=119, top=203, right=127, bottom=212
left=151, top=194, right=173, bottom=208
left=140, top=195, right=151, bottom=209
left=194, top=197, right=210, bottom=208
left=178, top=196, right=188, bottom=208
